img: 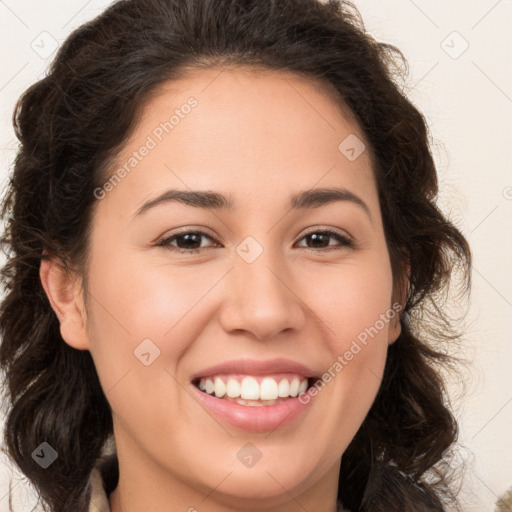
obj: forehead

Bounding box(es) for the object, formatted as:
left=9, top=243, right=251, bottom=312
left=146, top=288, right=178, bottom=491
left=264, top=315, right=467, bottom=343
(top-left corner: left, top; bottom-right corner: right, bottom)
left=96, top=66, right=378, bottom=219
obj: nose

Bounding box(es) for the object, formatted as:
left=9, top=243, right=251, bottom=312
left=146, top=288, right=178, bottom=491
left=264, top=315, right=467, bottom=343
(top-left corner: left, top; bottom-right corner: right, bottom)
left=218, top=249, right=306, bottom=341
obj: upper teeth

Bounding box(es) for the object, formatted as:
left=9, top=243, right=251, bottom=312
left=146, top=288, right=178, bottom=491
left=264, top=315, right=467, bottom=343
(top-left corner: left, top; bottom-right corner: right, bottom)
left=198, top=375, right=309, bottom=400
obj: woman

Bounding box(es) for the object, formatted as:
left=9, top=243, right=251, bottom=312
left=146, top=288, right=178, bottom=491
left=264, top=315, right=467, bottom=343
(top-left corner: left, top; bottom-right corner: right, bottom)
left=0, top=0, right=471, bottom=511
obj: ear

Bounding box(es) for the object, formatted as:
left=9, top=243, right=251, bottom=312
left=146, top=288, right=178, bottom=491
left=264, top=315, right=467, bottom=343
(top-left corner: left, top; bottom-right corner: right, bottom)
left=387, top=261, right=410, bottom=346
left=39, top=255, right=90, bottom=350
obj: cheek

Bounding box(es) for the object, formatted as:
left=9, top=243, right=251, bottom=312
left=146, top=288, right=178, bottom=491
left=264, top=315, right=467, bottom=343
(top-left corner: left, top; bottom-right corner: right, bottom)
left=83, top=254, right=193, bottom=441
left=303, top=257, right=393, bottom=430
left=307, top=257, right=394, bottom=348
left=85, top=247, right=214, bottom=352
left=83, top=249, right=230, bottom=429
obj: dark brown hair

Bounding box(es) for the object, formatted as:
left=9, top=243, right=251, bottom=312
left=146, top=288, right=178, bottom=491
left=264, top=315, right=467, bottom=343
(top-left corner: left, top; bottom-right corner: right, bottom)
left=0, top=0, right=471, bottom=511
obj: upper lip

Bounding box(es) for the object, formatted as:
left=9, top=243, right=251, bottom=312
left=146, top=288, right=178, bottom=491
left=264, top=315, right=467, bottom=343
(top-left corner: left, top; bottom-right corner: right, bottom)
left=190, top=358, right=322, bottom=382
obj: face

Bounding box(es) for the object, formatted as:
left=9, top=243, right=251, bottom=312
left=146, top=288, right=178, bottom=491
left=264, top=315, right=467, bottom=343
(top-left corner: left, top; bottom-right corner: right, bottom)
left=42, top=67, right=403, bottom=511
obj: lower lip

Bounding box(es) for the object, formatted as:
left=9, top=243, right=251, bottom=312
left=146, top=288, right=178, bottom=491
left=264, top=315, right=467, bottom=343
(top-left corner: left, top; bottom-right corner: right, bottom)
left=190, top=384, right=313, bottom=432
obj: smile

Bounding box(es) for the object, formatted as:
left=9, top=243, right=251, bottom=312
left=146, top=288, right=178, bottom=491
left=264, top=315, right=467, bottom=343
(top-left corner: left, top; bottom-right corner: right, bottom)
left=189, top=358, right=322, bottom=431
left=193, top=373, right=310, bottom=406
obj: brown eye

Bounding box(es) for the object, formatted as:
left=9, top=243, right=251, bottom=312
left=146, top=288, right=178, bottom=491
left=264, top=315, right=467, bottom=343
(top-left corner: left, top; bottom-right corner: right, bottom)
left=157, top=230, right=219, bottom=254
left=296, top=230, right=353, bottom=251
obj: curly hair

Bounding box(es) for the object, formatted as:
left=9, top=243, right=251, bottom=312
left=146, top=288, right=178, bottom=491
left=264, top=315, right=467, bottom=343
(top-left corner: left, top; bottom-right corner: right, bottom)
left=0, top=0, right=471, bottom=511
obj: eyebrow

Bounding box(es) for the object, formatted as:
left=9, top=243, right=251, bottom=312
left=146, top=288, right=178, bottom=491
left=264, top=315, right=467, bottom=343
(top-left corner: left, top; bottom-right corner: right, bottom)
left=133, top=186, right=372, bottom=221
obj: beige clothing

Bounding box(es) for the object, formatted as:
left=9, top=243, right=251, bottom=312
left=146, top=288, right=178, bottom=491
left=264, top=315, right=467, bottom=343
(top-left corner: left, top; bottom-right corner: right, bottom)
left=87, top=464, right=112, bottom=512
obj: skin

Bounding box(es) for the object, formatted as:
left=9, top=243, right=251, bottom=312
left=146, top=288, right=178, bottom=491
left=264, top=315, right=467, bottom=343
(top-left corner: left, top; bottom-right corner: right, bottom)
left=40, top=66, right=406, bottom=512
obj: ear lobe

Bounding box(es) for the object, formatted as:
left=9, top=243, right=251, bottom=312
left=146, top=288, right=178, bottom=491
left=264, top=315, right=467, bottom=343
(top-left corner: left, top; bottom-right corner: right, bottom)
left=388, top=261, right=410, bottom=346
left=387, top=311, right=402, bottom=345
left=39, top=256, right=90, bottom=350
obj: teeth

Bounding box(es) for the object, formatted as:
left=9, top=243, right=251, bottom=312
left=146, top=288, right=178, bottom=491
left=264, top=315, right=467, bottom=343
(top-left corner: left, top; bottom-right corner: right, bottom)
left=205, top=379, right=215, bottom=394
left=226, top=378, right=241, bottom=398
left=214, top=376, right=226, bottom=398
left=198, top=375, right=309, bottom=400
left=289, top=377, right=300, bottom=397
left=260, top=377, right=278, bottom=400
left=241, top=376, right=260, bottom=399
left=277, top=379, right=290, bottom=397
left=223, top=396, right=284, bottom=407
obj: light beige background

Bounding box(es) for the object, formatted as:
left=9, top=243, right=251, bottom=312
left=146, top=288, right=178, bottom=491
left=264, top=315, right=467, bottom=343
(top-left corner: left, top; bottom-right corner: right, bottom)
left=0, top=1, right=511, bottom=511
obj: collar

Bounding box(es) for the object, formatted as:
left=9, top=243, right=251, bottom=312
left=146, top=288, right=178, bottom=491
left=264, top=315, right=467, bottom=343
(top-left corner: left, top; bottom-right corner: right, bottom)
left=87, top=464, right=112, bottom=512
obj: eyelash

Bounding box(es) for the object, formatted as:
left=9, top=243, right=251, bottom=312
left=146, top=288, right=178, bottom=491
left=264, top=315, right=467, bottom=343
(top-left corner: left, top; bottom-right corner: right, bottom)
left=156, top=228, right=354, bottom=254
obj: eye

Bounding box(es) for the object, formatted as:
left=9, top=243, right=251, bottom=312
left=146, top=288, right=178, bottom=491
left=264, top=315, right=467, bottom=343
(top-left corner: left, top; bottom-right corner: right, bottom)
left=156, top=230, right=219, bottom=254
left=156, top=228, right=353, bottom=254
left=295, top=229, right=353, bottom=251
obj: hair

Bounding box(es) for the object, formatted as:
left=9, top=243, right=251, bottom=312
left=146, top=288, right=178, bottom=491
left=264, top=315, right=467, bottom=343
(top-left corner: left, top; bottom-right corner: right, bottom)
left=0, top=0, right=471, bottom=511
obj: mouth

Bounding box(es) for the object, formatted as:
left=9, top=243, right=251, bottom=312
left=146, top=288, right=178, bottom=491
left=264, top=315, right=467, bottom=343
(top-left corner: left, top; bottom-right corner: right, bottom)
left=192, top=373, right=320, bottom=407
left=188, top=358, right=322, bottom=430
